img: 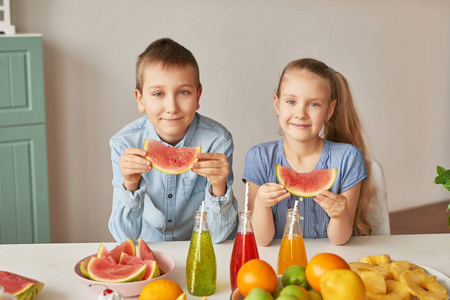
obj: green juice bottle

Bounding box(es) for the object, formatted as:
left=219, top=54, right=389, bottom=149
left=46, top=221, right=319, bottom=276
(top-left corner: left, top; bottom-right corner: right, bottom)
left=186, top=209, right=217, bottom=296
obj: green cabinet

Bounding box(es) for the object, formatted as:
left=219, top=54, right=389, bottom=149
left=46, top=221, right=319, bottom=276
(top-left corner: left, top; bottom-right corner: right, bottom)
left=0, top=35, right=50, bottom=243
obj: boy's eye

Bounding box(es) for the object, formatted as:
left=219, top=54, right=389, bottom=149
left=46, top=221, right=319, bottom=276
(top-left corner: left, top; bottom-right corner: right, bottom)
left=153, top=92, right=163, bottom=97
left=179, top=90, right=189, bottom=95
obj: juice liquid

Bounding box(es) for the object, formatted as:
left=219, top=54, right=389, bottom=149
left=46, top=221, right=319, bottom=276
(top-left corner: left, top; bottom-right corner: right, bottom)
left=277, top=233, right=307, bottom=274
left=229, top=231, right=259, bottom=290
left=186, top=230, right=216, bottom=296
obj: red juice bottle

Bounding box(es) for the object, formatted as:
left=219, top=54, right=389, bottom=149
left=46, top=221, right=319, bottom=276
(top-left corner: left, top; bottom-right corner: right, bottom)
left=230, top=210, right=259, bottom=291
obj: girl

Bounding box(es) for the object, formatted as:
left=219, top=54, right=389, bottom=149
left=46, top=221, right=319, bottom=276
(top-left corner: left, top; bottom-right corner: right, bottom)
left=243, top=58, right=376, bottom=246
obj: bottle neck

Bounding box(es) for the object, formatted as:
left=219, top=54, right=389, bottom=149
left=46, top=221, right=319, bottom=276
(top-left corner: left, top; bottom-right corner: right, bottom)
left=193, top=211, right=209, bottom=233
left=237, top=211, right=254, bottom=233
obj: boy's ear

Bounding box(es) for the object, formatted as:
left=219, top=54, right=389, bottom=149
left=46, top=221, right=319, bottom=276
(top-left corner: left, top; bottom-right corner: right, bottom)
left=196, top=86, right=202, bottom=110
left=273, top=93, right=280, bottom=116
left=327, top=99, right=337, bottom=120
left=135, top=89, right=145, bottom=113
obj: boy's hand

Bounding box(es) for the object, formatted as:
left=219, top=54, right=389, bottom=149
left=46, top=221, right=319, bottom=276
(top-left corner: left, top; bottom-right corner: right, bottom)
left=256, top=183, right=291, bottom=208
left=119, top=147, right=152, bottom=192
left=314, top=190, right=348, bottom=219
left=192, top=153, right=229, bottom=197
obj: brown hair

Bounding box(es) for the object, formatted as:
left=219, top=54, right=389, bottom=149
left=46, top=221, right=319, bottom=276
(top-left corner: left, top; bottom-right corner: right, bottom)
left=135, top=38, right=201, bottom=91
left=276, top=58, right=376, bottom=236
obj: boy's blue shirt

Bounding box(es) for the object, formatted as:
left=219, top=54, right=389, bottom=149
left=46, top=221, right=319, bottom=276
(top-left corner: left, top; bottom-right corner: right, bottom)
left=109, top=112, right=238, bottom=243
left=243, top=139, right=367, bottom=239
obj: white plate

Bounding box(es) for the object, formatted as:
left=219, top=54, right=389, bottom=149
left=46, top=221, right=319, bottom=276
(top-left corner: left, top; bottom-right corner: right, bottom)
left=74, top=250, right=176, bottom=297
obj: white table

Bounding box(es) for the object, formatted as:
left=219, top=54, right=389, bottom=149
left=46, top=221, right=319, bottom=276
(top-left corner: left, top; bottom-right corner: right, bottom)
left=0, top=234, right=449, bottom=299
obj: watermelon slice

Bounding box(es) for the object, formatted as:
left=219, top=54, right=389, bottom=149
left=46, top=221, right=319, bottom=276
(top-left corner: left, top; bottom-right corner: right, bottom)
left=136, top=237, right=166, bottom=276
left=79, top=257, right=91, bottom=278
left=96, top=242, right=116, bottom=264
left=276, top=164, right=337, bottom=197
left=119, top=252, right=160, bottom=280
left=0, top=271, right=44, bottom=300
left=109, top=238, right=136, bottom=263
left=143, top=139, right=201, bottom=175
left=87, top=257, right=147, bottom=283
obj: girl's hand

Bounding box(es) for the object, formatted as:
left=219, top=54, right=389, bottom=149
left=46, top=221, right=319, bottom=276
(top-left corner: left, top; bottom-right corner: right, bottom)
left=119, top=147, right=152, bottom=192
left=255, top=183, right=291, bottom=208
left=192, top=153, right=229, bottom=196
left=314, top=190, right=348, bottom=219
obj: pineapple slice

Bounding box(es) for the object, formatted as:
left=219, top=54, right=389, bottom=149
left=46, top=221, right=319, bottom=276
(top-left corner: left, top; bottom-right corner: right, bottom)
left=359, top=254, right=392, bottom=265
left=350, top=262, right=391, bottom=279
left=359, top=270, right=387, bottom=294
left=400, top=269, right=449, bottom=300
left=366, top=279, right=411, bottom=300
left=390, top=260, right=411, bottom=280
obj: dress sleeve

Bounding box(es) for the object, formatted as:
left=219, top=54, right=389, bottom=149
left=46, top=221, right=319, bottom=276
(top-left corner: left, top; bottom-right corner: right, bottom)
left=203, top=134, right=238, bottom=244
left=339, top=146, right=368, bottom=193
left=242, top=145, right=268, bottom=186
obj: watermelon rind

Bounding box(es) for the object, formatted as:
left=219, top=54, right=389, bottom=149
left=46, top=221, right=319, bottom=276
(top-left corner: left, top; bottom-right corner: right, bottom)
left=276, top=164, right=337, bottom=197
left=0, top=271, right=44, bottom=300
left=143, top=139, right=201, bottom=175
left=87, top=257, right=147, bottom=283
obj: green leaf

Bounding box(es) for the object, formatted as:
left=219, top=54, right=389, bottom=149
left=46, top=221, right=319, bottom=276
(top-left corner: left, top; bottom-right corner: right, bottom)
left=447, top=204, right=450, bottom=213
left=444, top=181, right=450, bottom=191
left=435, top=173, right=450, bottom=184
left=437, top=165, right=446, bottom=175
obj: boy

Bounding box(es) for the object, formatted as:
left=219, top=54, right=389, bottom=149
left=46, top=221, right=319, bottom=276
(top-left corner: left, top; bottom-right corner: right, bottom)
left=108, top=38, right=238, bottom=243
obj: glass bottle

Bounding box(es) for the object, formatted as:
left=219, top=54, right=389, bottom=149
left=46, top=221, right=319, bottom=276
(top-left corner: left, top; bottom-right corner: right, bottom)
left=277, top=208, right=308, bottom=274
left=230, top=210, right=260, bottom=291
left=186, top=210, right=216, bottom=296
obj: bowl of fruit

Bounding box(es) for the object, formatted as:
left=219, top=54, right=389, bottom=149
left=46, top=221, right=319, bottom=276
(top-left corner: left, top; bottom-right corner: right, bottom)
left=74, top=238, right=176, bottom=297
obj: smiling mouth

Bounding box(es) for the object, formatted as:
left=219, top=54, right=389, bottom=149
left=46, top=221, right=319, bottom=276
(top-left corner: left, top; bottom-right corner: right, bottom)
left=163, top=117, right=182, bottom=122
left=290, top=123, right=309, bottom=128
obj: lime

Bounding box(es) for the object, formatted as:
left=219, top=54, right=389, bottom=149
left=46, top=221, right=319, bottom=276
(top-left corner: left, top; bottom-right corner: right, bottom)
left=276, top=296, right=303, bottom=300
left=282, top=266, right=311, bottom=290
left=308, top=290, right=323, bottom=300
left=244, top=287, right=274, bottom=300
left=279, top=285, right=311, bottom=300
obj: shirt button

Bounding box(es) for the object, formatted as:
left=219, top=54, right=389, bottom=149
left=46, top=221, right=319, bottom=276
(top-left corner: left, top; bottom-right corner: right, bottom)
left=168, top=194, right=173, bottom=198
left=299, top=197, right=304, bottom=201
left=300, top=216, right=304, bottom=220
left=167, top=219, right=172, bottom=223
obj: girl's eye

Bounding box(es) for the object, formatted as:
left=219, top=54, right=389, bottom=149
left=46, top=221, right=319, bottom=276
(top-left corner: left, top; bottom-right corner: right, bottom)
left=153, top=92, right=163, bottom=97
left=310, top=102, right=318, bottom=107
left=287, top=100, right=295, bottom=105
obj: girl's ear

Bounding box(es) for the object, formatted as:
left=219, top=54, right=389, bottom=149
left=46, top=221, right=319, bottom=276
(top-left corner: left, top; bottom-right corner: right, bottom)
left=135, top=89, right=145, bottom=113
left=273, top=93, right=280, bottom=116
left=327, top=99, right=337, bottom=121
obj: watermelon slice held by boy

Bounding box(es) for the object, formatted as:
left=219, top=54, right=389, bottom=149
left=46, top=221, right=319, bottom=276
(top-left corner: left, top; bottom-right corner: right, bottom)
left=143, top=139, right=201, bottom=175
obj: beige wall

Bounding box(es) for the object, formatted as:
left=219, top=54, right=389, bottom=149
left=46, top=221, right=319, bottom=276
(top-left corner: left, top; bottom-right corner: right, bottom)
left=10, top=0, right=450, bottom=243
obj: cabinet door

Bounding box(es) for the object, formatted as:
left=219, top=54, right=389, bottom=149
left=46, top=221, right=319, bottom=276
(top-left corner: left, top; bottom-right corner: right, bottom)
left=0, top=36, right=45, bottom=126
left=0, top=125, right=50, bottom=243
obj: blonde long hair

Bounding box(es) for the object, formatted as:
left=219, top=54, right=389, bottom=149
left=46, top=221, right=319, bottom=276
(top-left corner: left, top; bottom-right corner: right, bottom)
left=276, top=58, right=376, bottom=236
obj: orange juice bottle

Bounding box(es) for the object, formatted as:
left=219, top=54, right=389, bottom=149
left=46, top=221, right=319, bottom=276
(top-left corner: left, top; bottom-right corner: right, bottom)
left=277, top=208, right=307, bottom=274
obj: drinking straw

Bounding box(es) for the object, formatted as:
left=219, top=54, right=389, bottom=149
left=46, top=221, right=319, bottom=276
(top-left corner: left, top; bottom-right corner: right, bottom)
left=199, top=200, right=206, bottom=233
left=244, top=182, right=249, bottom=234
left=289, top=200, right=299, bottom=238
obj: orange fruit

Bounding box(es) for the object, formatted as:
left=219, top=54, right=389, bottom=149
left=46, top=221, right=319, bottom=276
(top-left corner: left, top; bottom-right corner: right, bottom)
left=236, top=259, right=278, bottom=296
left=138, top=279, right=184, bottom=300
left=305, top=253, right=350, bottom=293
